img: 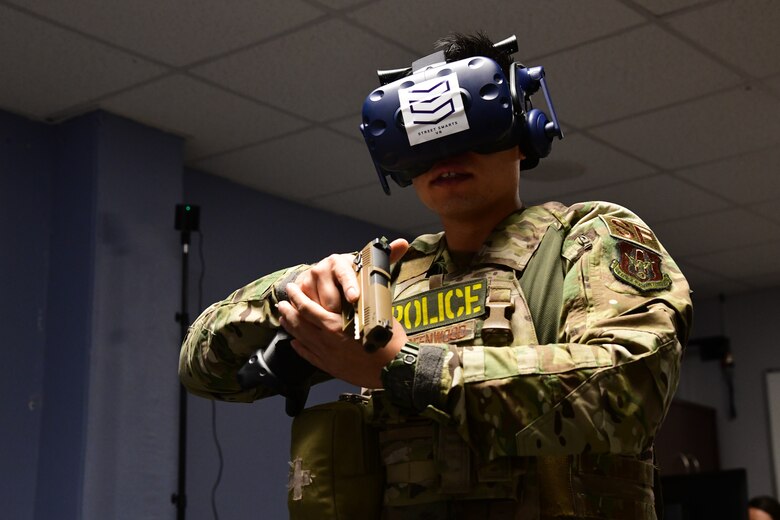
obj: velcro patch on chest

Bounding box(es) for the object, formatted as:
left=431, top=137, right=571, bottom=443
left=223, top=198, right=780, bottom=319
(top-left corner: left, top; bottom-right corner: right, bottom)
left=393, top=278, right=487, bottom=334
left=610, top=241, right=672, bottom=292
left=599, top=215, right=661, bottom=253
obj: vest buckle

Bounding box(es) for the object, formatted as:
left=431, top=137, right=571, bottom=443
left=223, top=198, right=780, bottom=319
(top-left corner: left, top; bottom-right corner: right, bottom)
left=481, top=299, right=514, bottom=346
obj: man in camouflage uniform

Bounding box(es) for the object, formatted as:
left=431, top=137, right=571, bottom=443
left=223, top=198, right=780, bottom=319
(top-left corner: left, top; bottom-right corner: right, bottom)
left=179, top=33, right=692, bottom=519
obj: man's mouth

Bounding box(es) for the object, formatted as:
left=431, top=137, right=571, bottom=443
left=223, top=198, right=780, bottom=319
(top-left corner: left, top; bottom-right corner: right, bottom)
left=432, top=171, right=471, bottom=185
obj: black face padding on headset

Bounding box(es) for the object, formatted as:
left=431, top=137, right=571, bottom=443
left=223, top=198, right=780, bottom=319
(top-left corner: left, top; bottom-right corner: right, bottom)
left=359, top=35, right=563, bottom=194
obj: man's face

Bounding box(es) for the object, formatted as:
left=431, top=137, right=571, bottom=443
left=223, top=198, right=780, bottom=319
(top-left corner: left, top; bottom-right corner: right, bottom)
left=749, top=508, right=773, bottom=520
left=410, top=147, right=523, bottom=222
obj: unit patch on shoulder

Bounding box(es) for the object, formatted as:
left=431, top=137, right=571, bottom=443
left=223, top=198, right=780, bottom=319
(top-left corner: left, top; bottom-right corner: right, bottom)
left=610, top=241, right=672, bottom=292
left=599, top=215, right=661, bottom=253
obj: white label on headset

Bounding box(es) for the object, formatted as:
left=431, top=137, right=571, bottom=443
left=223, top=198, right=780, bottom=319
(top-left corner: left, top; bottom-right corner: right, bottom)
left=398, top=72, right=469, bottom=146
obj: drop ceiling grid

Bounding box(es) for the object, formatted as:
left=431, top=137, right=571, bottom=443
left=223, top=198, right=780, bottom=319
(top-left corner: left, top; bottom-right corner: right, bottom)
left=676, top=260, right=752, bottom=299
left=591, top=87, right=780, bottom=171
left=189, top=18, right=416, bottom=122
left=665, top=0, right=780, bottom=78
left=559, top=174, right=731, bottom=225
left=1, top=0, right=778, bottom=298
left=652, top=208, right=780, bottom=260
left=538, top=24, right=743, bottom=129
left=100, top=74, right=309, bottom=161
left=684, top=240, right=780, bottom=282
left=193, top=127, right=378, bottom=201
left=523, top=134, right=657, bottom=204
left=309, top=180, right=438, bottom=235
left=3, top=0, right=327, bottom=67
left=0, top=4, right=166, bottom=118
left=625, top=0, right=718, bottom=17
left=752, top=201, right=780, bottom=227
left=674, top=146, right=780, bottom=206
left=346, top=0, right=645, bottom=58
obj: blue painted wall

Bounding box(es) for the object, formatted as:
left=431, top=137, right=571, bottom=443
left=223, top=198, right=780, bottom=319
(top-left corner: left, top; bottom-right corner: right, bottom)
left=1, top=107, right=402, bottom=520
left=2, top=109, right=185, bottom=520
left=34, top=112, right=101, bottom=520
left=0, top=110, right=54, bottom=520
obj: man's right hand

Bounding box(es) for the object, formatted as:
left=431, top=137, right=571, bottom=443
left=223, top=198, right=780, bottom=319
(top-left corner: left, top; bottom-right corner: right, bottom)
left=294, top=238, right=409, bottom=314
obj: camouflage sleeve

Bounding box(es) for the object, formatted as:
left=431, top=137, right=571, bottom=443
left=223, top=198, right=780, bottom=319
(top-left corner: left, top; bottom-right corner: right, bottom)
left=404, top=202, right=692, bottom=462
left=178, top=264, right=312, bottom=402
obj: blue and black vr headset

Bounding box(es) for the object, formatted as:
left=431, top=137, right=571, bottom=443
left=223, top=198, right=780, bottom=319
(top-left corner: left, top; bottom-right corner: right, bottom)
left=359, top=35, right=563, bottom=194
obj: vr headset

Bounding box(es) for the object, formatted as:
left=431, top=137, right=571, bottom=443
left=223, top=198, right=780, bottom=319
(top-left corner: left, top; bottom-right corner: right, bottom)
left=359, top=35, right=563, bottom=194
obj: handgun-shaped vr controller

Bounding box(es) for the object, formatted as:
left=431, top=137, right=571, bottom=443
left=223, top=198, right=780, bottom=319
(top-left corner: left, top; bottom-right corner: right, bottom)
left=359, top=35, right=563, bottom=194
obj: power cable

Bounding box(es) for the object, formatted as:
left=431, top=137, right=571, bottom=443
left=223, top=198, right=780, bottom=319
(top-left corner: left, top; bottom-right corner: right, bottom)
left=195, top=230, right=224, bottom=520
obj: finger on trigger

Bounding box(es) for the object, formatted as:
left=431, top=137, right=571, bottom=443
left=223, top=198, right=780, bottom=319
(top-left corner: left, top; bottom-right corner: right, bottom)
left=335, top=256, right=359, bottom=303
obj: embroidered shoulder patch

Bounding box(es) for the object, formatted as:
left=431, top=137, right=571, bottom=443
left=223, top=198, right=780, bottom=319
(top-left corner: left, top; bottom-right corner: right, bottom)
left=599, top=215, right=661, bottom=253
left=610, top=241, right=672, bottom=292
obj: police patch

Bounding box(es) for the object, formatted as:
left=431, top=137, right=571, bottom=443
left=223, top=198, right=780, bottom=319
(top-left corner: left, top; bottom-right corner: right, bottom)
left=393, top=279, right=487, bottom=334
left=610, top=241, right=672, bottom=292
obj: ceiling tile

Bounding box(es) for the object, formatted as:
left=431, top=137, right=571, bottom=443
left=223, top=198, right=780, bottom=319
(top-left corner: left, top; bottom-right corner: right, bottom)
left=0, top=5, right=165, bottom=119
left=591, top=87, right=780, bottom=170
left=522, top=133, right=656, bottom=203
left=310, top=181, right=438, bottom=236
left=667, top=0, right=780, bottom=77
left=766, top=74, right=780, bottom=98
left=192, top=128, right=379, bottom=200
left=674, top=146, right=780, bottom=205
left=547, top=173, right=730, bottom=225
left=684, top=240, right=780, bottom=280
left=191, top=19, right=414, bottom=122
left=328, top=113, right=363, bottom=140
left=348, top=0, right=644, bottom=57
left=739, top=273, right=780, bottom=292
left=652, top=208, right=780, bottom=258
left=101, top=75, right=308, bottom=160
left=539, top=24, right=741, bottom=127
left=5, top=0, right=324, bottom=66
left=676, top=260, right=751, bottom=299
left=308, top=0, right=369, bottom=9
left=628, top=0, right=713, bottom=16
left=752, top=200, right=780, bottom=225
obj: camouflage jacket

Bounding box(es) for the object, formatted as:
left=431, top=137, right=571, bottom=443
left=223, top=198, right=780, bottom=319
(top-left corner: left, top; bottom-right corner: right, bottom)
left=179, top=201, right=692, bottom=518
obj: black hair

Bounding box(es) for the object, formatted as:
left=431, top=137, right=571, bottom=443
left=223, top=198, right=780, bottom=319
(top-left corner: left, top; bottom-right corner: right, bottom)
left=434, top=32, right=514, bottom=76
left=750, top=495, right=780, bottom=520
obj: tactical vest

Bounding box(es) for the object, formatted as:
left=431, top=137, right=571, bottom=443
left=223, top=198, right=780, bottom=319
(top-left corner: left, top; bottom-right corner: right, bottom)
left=289, top=204, right=658, bottom=519
left=377, top=204, right=658, bottom=520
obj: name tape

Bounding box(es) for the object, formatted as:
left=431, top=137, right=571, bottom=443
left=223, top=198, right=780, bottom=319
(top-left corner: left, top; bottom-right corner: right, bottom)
left=408, top=320, right=476, bottom=344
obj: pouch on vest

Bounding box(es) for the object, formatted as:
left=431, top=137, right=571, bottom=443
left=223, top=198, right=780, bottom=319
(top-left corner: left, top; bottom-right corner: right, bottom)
left=288, top=394, right=384, bottom=519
